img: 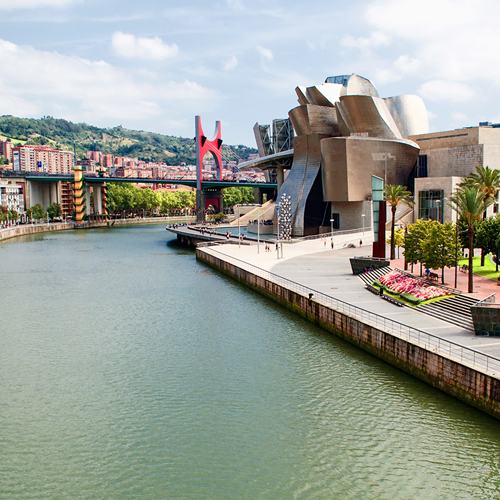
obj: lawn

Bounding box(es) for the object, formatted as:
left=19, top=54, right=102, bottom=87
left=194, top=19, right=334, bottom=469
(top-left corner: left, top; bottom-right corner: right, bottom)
left=0, top=135, right=26, bottom=145
left=458, top=254, right=499, bottom=281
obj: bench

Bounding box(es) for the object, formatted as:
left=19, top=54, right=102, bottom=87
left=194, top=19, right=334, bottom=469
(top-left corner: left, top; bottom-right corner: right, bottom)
left=380, top=293, right=405, bottom=307
left=429, top=272, right=439, bottom=281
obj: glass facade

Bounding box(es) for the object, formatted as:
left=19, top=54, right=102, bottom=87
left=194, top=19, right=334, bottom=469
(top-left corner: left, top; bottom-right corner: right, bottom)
left=418, top=189, right=444, bottom=223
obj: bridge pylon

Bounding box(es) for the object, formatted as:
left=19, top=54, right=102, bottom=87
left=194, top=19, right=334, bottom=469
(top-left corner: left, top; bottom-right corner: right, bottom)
left=195, top=116, right=224, bottom=222
left=73, top=165, right=86, bottom=223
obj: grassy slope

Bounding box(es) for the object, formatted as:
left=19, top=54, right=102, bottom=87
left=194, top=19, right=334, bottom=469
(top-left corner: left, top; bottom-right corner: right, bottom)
left=0, top=115, right=257, bottom=165
left=458, top=255, right=499, bottom=281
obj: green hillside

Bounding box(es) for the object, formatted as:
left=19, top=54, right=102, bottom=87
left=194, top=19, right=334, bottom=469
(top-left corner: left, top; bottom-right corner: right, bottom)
left=0, top=115, right=257, bottom=166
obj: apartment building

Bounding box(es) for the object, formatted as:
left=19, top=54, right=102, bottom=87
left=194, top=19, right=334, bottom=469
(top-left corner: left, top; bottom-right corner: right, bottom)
left=12, top=145, right=73, bottom=174
left=0, top=180, right=24, bottom=213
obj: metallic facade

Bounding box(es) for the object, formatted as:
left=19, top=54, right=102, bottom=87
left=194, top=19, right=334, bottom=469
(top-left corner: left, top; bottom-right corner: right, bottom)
left=248, top=73, right=429, bottom=235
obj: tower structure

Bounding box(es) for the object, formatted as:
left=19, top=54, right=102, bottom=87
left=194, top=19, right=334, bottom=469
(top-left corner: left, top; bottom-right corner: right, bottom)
left=195, top=116, right=224, bottom=222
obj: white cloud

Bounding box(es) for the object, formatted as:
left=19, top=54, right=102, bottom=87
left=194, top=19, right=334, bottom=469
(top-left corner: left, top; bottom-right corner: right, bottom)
left=365, top=0, right=500, bottom=83
left=0, top=39, right=213, bottom=123
left=257, top=45, right=273, bottom=61
left=342, top=31, right=390, bottom=52
left=112, top=32, right=178, bottom=61
left=223, top=56, right=238, bottom=71
left=418, top=80, right=475, bottom=103
left=451, top=111, right=467, bottom=122
left=0, top=0, right=75, bottom=9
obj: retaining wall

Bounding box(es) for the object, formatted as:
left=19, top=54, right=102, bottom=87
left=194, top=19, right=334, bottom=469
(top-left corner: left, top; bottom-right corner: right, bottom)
left=197, top=248, right=500, bottom=420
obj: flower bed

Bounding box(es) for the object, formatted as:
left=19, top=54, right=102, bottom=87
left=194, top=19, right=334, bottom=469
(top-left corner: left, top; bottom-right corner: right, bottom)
left=375, top=270, right=453, bottom=305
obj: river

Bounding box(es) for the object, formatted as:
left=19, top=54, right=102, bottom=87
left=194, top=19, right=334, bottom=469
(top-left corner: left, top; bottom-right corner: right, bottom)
left=1, top=224, right=500, bottom=499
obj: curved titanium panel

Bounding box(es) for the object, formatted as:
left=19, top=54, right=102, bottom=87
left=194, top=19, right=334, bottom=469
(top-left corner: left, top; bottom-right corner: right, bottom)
left=289, top=104, right=340, bottom=137
left=305, top=83, right=343, bottom=107
left=321, top=136, right=420, bottom=202
left=384, top=95, right=429, bottom=138
left=341, top=74, right=379, bottom=98
left=275, top=134, right=322, bottom=236
left=295, top=86, right=309, bottom=106
left=336, top=95, right=402, bottom=139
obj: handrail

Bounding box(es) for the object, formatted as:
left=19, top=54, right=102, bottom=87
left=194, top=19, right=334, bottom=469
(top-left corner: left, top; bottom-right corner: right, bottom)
left=476, top=293, right=498, bottom=306
left=291, top=227, right=367, bottom=243
left=201, top=246, right=500, bottom=378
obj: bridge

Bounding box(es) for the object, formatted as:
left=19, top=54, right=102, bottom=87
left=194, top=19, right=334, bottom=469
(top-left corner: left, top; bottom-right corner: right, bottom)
left=8, top=171, right=277, bottom=221
left=22, top=173, right=277, bottom=190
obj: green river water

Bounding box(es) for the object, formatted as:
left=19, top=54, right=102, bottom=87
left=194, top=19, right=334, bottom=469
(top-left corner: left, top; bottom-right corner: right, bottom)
left=1, top=224, right=500, bottom=499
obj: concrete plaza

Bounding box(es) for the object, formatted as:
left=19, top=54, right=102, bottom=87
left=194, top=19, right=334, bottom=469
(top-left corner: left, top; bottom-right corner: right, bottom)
left=201, top=231, right=500, bottom=360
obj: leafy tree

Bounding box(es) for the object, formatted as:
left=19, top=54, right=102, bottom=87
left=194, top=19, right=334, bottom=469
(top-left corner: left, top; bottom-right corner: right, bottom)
left=47, top=203, right=62, bottom=220
left=223, top=186, right=255, bottom=207
left=476, top=215, right=500, bottom=272
left=135, top=188, right=160, bottom=214
left=403, top=219, right=433, bottom=276
left=448, top=187, right=494, bottom=292
left=420, top=221, right=457, bottom=284
left=460, top=166, right=500, bottom=265
left=385, top=184, right=413, bottom=260
left=27, top=203, right=46, bottom=220
left=160, top=191, right=180, bottom=214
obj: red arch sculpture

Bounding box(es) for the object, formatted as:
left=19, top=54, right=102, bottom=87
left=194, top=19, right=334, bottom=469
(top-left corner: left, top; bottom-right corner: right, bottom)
left=195, top=116, right=222, bottom=191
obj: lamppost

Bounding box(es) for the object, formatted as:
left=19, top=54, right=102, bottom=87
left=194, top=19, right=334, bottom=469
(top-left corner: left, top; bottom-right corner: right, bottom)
left=361, top=213, right=366, bottom=235
left=257, top=204, right=260, bottom=254
left=237, top=205, right=241, bottom=249
left=455, top=227, right=468, bottom=288
left=276, top=203, right=281, bottom=259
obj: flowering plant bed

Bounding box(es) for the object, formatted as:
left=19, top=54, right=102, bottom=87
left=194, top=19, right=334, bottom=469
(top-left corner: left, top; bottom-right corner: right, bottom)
left=374, top=270, right=454, bottom=305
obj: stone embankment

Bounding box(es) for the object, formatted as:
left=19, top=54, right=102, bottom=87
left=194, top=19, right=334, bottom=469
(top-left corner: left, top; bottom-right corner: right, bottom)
left=0, top=217, right=194, bottom=242
left=196, top=247, right=500, bottom=420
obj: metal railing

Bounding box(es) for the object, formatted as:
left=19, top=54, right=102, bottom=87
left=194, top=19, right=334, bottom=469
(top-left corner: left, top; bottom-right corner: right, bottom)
left=201, top=246, right=500, bottom=378
left=291, top=227, right=367, bottom=243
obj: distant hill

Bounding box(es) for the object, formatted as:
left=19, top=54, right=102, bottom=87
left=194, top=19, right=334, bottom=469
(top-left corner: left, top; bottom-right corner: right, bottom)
left=0, top=115, right=257, bottom=166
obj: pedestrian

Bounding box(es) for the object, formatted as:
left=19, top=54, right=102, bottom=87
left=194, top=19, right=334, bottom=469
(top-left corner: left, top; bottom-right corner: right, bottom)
left=359, top=240, right=362, bottom=247
left=324, top=240, right=326, bottom=249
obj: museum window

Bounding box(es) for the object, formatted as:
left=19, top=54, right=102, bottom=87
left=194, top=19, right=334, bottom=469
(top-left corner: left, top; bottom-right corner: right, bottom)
left=417, top=155, right=428, bottom=177
left=419, top=189, right=444, bottom=223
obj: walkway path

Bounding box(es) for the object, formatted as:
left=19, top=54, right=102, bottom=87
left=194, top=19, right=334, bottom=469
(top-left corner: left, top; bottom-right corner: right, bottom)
left=201, top=233, right=500, bottom=360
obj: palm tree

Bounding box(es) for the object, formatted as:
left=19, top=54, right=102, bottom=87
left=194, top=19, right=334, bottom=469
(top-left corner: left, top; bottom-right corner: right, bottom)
left=460, top=166, right=500, bottom=265
left=448, top=187, right=494, bottom=292
left=385, top=184, right=413, bottom=260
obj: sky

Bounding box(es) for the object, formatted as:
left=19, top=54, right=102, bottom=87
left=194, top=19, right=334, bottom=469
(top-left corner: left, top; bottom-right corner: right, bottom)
left=1, top=0, right=500, bottom=147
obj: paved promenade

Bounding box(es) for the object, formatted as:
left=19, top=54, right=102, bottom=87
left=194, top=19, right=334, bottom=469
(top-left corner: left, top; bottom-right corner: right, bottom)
left=200, top=232, right=500, bottom=360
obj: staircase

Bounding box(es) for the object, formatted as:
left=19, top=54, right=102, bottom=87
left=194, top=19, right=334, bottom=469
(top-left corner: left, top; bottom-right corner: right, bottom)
left=417, top=295, right=478, bottom=331
left=229, top=200, right=275, bottom=226
left=358, top=267, right=478, bottom=330
left=357, top=266, right=392, bottom=285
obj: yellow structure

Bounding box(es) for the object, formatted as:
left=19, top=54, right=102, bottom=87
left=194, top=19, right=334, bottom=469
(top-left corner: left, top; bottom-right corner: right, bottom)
left=73, top=165, right=85, bottom=223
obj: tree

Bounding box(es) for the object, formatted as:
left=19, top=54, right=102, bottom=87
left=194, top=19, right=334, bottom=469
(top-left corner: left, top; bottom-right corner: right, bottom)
left=47, top=203, right=62, bottom=221
left=403, top=219, right=433, bottom=276
left=476, top=215, right=500, bottom=272
left=420, top=221, right=457, bottom=284
left=460, top=166, right=500, bottom=265
left=448, top=187, right=494, bottom=292
left=27, top=203, right=46, bottom=220
left=223, top=187, right=255, bottom=207
left=385, top=184, right=413, bottom=260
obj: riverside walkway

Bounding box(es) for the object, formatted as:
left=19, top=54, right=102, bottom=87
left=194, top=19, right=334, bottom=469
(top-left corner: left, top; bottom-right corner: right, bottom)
left=198, top=233, right=500, bottom=361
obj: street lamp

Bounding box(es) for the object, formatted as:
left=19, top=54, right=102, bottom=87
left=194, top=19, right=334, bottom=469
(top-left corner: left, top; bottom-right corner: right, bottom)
left=361, top=213, right=366, bottom=235
left=257, top=204, right=260, bottom=254
left=276, top=203, right=281, bottom=259
left=237, top=205, right=241, bottom=249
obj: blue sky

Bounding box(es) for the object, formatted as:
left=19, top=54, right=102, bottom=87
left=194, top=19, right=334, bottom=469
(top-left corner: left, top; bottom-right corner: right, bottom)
left=1, top=0, right=499, bottom=147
